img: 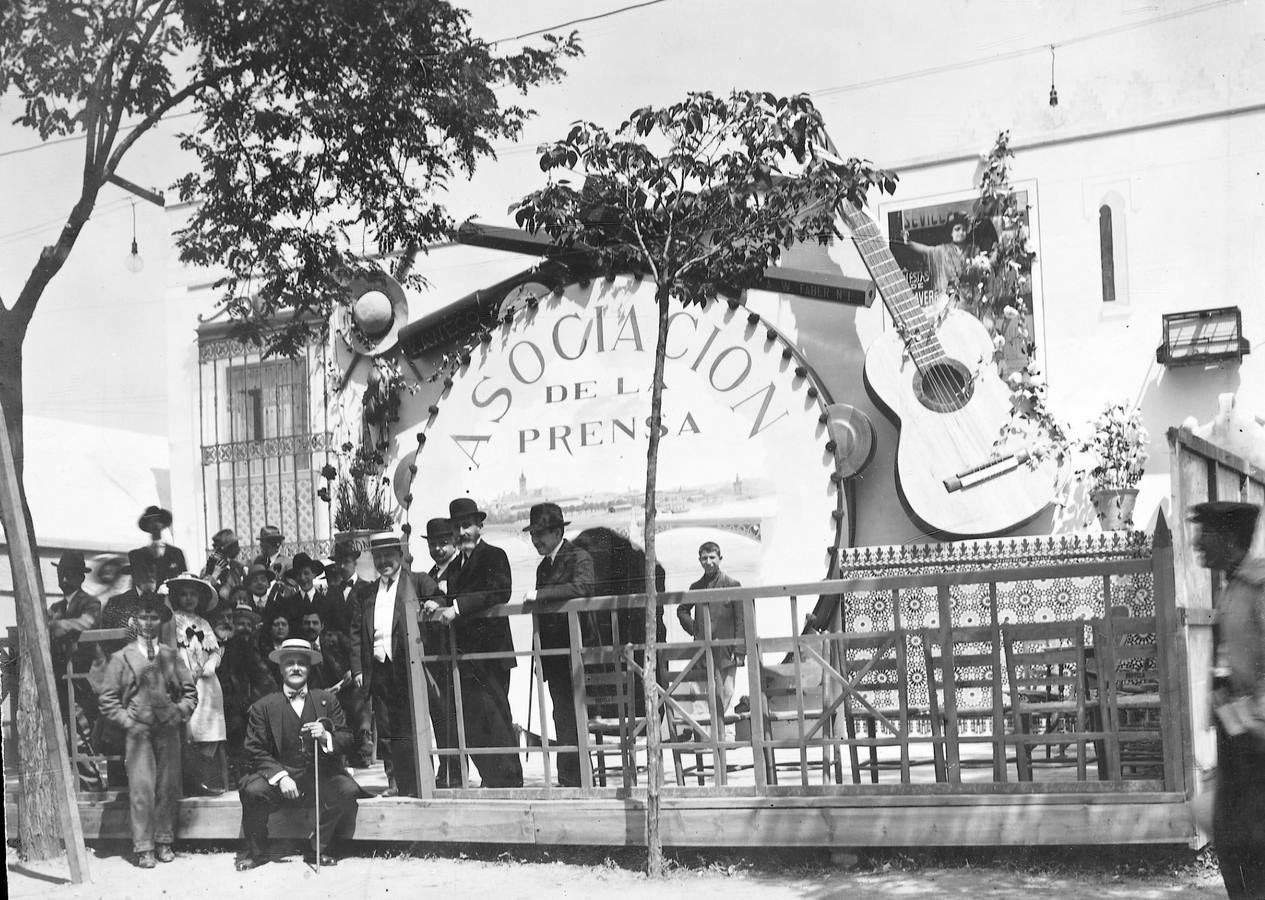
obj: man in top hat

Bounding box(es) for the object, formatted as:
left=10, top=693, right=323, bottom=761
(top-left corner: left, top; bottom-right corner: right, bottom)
left=418, top=517, right=464, bottom=787
left=236, top=638, right=362, bottom=871
left=201, top=528, right=245, bottom=606
left=47, top=550, right=105, bottom=773
left=423, top=498, right=522, bottom=788
left=522, top=502, right=595, bottom=788
left=1191, top=500, right=1265, bottom=899
left=128, top=506, right=187, bottom=589
left=348, top=532, right=442, bottom=796
left=254, top=525, right=292, bottom=582
left=97, top=592, right=198, bottom=869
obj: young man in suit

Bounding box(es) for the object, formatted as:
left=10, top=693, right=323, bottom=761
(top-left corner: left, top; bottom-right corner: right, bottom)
left=523, top=503, right=595, bottom=787
left=97, top=594, right=198, bottom=869
left=423, top=498, right=522, bottom=788
left=48, top=550, right=105, bottom=770
left=677, top=541, right=745, bottom=724
left=274, top=553, right=339, bottom=635
left=235, top=638, right=362, bottom=871
left=348, top=532, right=440, bottom=797
left=324, top=540, right=363, bottom=633
left=253, top=525, right=292, bottom=581
left=128, top=506, right=188, bottom=589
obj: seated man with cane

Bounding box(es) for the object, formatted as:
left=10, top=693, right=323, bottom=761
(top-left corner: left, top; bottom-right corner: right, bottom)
left=235, top=638, right=362, bottom=871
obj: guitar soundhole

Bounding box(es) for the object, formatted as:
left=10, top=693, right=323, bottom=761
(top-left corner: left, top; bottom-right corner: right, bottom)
left=914, top=360, right=974, bottom=413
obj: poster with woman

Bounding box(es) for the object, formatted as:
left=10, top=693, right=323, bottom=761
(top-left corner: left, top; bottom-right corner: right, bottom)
left=880, top=187, right=1043, bottom=382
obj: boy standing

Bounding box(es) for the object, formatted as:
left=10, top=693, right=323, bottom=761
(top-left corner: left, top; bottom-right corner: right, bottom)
left=677, top=542, right=745, bottom=720
left=97, top=593, right=198, bottom=868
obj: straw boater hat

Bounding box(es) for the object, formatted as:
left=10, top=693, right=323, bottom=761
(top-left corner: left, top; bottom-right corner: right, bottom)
left=268, top=637, right=323, bottom=667
left=164, top=573, right=217, bottom=615
left=522, top=502, right=570, bottom=533
left=367, top=532, right=403, bottom=554
left=137, top=505, right=173, bottom=533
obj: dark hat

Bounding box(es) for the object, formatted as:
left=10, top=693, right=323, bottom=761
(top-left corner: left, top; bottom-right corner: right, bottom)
left=164, top=573, right=217, bottom=614
left=448, top=497, right=487, bottom=524
left=425, top=518, right=455, bottom=541
left=1190, top=501, right=1261, bottom=543
left=211, top=529, right=240, bottom=553
left=368, top=532, right=403, bottom=554
left=133, top=591, right=173, bottom=623
left=268, top=637, right=323, bottom=667
left=138, top=505, right=173, bottom=533
left=244, top=563, right=275, bottom=583
left=332, top=540, right=362, bottom=562
left=522, top=502, right=570, bottom=533
left=286, top=552, right=322, bottom=579
left=257, top=525, right=284, bottom=543
left=52, top=550, right=91, bottom=575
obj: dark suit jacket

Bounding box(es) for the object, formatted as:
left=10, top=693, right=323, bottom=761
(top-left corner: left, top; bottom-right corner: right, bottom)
left=446, top=540, right=515, bottom=670
left=243, top=687, right=353, bottom=782
left=347, top=571, right=440, bottom=692
left=128, top=545, right=188, bottom=587
left=270, top=585, right=341, bottom=636
left=309, top=629, right=355, bottom=691
left=422, top=557, right=461, bottom=657
left=48, top=589, right=102, bottom=659
left=533, top=539, right=596, bottom=676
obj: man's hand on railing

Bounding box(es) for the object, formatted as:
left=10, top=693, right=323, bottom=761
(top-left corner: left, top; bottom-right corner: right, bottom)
left=423, top=600, right=458, bottom=626
left=522, top=589, right=538, bottom=603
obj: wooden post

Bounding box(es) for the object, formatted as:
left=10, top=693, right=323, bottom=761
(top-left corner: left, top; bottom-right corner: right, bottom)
left=1151, top=513, right=1186, bottom=793
left=0, top=401, right=89, bottom=882
left=566, top=611, right=594, bottom=790
left=401, top=592, right=436, bottom=798
left=741, top=595, right=768, bottom=792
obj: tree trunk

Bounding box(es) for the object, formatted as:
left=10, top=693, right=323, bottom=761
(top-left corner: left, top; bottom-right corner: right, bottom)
left=0, top=336, right=61, bottom=860
left=641, top=286, right=671, bottom=877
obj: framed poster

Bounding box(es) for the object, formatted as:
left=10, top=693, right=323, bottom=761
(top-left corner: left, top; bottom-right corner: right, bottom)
left=878, top=184, right=1044, bottom=381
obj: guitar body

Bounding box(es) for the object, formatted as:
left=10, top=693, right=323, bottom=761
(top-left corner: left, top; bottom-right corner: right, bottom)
left=864, top=309, right=1056, bottom=537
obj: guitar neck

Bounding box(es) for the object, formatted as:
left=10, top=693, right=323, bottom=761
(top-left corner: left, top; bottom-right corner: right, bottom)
left=841, top=203, right=946, bottom=367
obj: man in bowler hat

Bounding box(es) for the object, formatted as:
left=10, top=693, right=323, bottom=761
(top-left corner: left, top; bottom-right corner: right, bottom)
left=48, top=550, right=106, bottom=779
left=523, top=502, right=595, bottom=787
left=422, top=497, right=522, bottom=788
left=1191, top=500, right=1265, bottom=899
left=419, top=517, right=464, bottom=786
left=235, top=638, right=362, bottom=870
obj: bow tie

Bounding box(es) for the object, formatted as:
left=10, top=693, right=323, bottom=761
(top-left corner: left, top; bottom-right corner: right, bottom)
left=285, top=688, right=306, bottom=702
left=185, top=626, right=204, bottom=642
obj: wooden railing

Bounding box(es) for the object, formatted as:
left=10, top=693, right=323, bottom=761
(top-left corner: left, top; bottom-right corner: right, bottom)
left=398, top=523, right=1186, bottom=798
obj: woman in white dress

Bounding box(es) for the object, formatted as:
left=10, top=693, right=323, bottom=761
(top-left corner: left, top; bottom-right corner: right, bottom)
left=164, top=573, right=228, bottom=795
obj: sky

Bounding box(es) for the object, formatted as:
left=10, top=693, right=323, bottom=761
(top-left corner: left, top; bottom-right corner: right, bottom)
left=0, top=0, right=1258, bottom=437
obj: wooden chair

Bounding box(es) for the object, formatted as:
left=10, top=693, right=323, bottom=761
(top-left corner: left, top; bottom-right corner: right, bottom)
left=922, top=624, right=1007, bottom=783
left=583, top=646, right=645, bottom=787
left=1001, top=621, right=1095, bottom=782
left=660, top=645, right=746, bottom=786
left=757, top=657, right=831, bottom=785
left=1091, top=609, right=1163, bottom=780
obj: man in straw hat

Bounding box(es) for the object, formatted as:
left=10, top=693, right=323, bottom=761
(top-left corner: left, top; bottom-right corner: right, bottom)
left=424, top=498, right=521, bottom=788
left=236, top=638, right=361, bottom=870
left=1191, top=500, right=1265, bottom=899
left=128, top=506, right=187, bottom=589
left=348, top=532, right=442, bottom=796
left=522, top=502, right=595, bottom=788
left=97, top=592, right=198, bottom=869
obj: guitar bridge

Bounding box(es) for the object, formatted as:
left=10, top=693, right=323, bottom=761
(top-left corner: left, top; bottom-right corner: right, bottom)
left=944, top=449, right=1032, bottom=493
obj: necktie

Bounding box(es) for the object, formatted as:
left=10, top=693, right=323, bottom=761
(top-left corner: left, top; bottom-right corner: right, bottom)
left=145, top=638, right=155, bottom=661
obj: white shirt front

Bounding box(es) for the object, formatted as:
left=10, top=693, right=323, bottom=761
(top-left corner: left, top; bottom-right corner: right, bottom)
left=372, top=575, right=397, bottom=662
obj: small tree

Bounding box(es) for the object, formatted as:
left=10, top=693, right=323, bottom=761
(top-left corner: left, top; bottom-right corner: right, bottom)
left=512, top=91, right=893, bottom=874
left=0, top=0, right=578, bottom=858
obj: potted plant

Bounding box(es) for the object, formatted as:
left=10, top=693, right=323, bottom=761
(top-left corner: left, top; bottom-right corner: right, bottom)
left=318, top=442, right=397, bottom=556
left=1079, top=401, right=1149, bottom=530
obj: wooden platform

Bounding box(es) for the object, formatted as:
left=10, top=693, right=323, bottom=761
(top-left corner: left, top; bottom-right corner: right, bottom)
left=5, top=787, right=1196, bottom=848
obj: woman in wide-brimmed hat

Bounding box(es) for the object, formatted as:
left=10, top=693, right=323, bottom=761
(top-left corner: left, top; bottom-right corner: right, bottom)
left=165, top=574, right=228, bottom=796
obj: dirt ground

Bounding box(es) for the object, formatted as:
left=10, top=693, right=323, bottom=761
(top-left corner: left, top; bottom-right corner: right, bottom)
left=5, top=842, right=1228, bottom=899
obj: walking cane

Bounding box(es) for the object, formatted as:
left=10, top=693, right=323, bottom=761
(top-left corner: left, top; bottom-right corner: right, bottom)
left=312, top=731, right=321, bottom=875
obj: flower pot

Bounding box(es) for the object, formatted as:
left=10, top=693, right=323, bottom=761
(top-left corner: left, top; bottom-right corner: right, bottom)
left=1091, top=488, right=1139, bottom=531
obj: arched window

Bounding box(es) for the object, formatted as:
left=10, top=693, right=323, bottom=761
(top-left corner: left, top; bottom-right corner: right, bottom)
left=1098, top=204, right=1116, bottom=303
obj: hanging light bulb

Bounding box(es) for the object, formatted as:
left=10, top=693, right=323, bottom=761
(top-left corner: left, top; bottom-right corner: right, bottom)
left=1048, top=45, right=1059, bottom=108
left=124, top=201, right=144, bottom=273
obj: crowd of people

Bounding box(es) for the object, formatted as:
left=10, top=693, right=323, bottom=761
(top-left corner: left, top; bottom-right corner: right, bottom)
left=42, top=499, right=748, bottom=871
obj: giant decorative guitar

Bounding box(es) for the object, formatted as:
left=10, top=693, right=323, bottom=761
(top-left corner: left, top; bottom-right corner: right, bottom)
left=841, top=202, right=1056, bottom=537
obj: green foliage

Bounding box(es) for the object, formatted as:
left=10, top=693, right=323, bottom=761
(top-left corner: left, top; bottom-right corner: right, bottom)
left=0, top=0, right=581, bottom=353
left=511, top=91, right=895, bottom=304
left=321, top=441, right=395, bottom=532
